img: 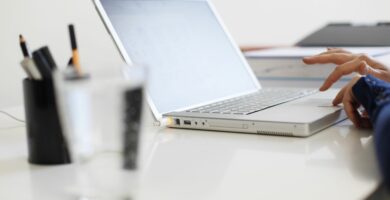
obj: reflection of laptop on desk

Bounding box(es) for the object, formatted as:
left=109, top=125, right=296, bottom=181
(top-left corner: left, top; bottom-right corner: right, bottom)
left=94, top=0, right=346, bottom=137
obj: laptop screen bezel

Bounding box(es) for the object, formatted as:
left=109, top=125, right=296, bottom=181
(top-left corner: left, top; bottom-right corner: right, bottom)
left=93, top=0, right=261, bottom=120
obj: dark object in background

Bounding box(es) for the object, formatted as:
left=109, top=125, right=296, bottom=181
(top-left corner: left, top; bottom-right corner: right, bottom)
left=122, top=87, right=143, bottom=170
left=297, top=22, right=390, bottom=47
left=38, top=46, right=57, bottom=70
left=23, top=78, right=71, bottom=165
left=32, top=49, right=54, bottom=80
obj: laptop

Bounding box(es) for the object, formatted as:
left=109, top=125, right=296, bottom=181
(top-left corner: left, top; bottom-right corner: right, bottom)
left=94, top=0, right=346, bottom=137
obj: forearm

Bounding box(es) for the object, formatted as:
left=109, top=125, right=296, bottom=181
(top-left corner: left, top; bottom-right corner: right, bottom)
left=352, top=75, right=390, bottom=188
left=374, top=105, right=390, bottom=188
left=352, top=75, right=390, bottom=123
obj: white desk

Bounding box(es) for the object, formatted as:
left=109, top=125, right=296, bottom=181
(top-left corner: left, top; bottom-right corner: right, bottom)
left=0, top=104, right=381, bottom=200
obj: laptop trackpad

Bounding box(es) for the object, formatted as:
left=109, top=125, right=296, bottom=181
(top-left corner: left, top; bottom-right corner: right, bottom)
left=250, top=90, right=343, bottom=123
left=289, top=98, right=336, bottom=107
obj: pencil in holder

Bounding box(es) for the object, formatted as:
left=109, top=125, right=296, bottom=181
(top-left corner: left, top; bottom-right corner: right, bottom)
left=22, top=78, right=71, bottom=165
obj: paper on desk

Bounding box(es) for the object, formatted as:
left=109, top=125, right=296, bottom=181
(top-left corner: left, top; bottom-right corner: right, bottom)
left=245, top=47, right=390, bottom=58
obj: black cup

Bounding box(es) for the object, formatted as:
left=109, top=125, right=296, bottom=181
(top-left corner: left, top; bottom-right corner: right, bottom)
left=23, top=78, right=71, bottom=165
left=123, top=87, right=143, bottom=170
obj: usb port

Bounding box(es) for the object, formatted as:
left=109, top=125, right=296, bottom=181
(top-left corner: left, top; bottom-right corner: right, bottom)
left=183, top=120, right=191, bottom=125
left=175, top=119, right=180, bottom=125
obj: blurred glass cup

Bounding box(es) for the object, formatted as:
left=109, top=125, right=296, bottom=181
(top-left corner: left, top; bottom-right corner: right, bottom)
left=54, top=65, right=146, bottom=199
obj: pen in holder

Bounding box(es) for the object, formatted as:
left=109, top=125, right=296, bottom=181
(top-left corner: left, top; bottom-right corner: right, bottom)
left=23, top=78, right=71, bottom=165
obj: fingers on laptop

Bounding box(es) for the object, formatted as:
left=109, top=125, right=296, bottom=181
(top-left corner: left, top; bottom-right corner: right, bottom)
left=332, top=76, right=360, bottom=106
left=303, top=53, right=356, bottom=65
left=319, top=58, right=367, bottom=91
left=332, top=86, right=347, bottom=106
left=320, top=55, right=390, bottom=91
left=342, top=81, right=360, bottom=127
left=333, top=76, right=371, bottom=128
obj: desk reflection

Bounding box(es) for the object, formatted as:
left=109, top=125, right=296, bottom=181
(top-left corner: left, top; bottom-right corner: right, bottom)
left=139, top=120, right=380, bottom=200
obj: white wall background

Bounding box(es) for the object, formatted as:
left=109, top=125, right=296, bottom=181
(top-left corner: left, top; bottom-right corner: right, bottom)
left=1, top=0, right=390, bottom=108
left=212, top=0, right=390, bottom=45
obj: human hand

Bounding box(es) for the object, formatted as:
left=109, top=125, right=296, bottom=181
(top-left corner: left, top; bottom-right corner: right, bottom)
left=332, top=76, right=372, bottom=128
left=303, top=48, right=390, bottom=91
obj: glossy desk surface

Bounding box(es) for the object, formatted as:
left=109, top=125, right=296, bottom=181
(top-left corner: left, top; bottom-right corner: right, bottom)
left=0, top=103, right=381, bottom=200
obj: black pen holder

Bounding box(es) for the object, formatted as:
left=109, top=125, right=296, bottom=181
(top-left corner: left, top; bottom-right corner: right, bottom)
left=23, top=78, right=71, bottom=165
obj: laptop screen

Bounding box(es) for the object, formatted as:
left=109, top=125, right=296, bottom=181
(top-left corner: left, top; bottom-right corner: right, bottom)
left=98, top=0, right=259, bottom=117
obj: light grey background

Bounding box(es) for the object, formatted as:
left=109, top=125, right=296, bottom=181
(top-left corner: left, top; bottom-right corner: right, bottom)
left=1, top=0, right=390, bottom=108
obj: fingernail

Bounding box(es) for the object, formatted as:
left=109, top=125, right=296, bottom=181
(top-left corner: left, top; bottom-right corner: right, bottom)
left=302, top=58, right=312, bottom=63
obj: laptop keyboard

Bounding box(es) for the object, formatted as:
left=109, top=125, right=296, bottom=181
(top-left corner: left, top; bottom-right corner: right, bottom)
left=186, top=88, right=317, bottom=115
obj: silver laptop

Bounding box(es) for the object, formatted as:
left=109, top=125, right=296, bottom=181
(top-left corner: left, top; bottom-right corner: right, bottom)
left=94, top=0, right=346, bottom=137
